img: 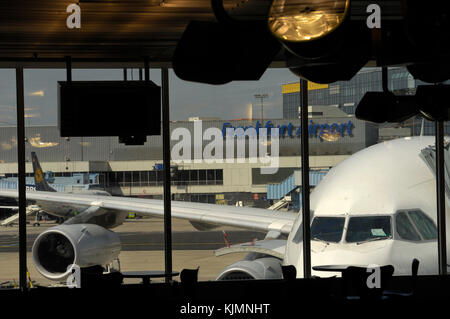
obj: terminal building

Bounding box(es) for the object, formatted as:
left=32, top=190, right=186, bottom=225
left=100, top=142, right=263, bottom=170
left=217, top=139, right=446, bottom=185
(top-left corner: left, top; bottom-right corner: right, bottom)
left=283, top=67, right=450, bottom=138
left=0, top=110, right=378, bottom=208
left=282, top=67, right=417, bottom=118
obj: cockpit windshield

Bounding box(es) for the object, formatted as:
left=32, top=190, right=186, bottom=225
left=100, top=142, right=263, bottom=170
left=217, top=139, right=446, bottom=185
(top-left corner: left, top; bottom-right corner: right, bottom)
left=311, top=217, right=345, bottom=243
left=346, top=216, right=392, bottom=243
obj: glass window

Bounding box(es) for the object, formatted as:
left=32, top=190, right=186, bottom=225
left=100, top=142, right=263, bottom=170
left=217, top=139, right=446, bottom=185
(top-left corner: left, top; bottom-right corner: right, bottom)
left=107, top=172, right=117, bottom=184
left=132, top=171, right=140, bottom=185
left=148, top=171, right=156, bottom=185
left=178, top=170, right=189, bottom=185
left=199, top=170, right=206, bottom=183
left=140, top=171, right=149, bottom=182
left=116, top=172, right=124, bottom=183
left=98, top=173, right=105, bottom=185
left=346, top=216, right=392, bottom=243
left=207, top=169, right=215, bottom=184
left=408, top=210, right=437, bottom=240
left=396, top=212, right=421, bottom=241
left=156, top=170, right=163, bottom=182
left=190, top=170, right=198, bottom=184
left=311, top=217, right=345, bottom=243
left=216, top=169, right=223, bottom=181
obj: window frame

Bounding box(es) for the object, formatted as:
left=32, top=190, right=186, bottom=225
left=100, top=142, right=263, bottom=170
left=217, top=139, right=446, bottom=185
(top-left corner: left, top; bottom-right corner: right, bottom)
left=394, top=211, right=422, bottom=242
left=343, top=214, right=393, bottom=244
left=310, top=214, right=347, bottom=244
left=393, top=209, right=438, bottom=243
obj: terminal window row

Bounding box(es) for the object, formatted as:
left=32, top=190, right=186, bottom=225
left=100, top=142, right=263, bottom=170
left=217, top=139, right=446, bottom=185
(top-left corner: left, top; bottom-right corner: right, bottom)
left=6, top=169, right=224, bottom=187
left=101, top=169, right=223, bottom=187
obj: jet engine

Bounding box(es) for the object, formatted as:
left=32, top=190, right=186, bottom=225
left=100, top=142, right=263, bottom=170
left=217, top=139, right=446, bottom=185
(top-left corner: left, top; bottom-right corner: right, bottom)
left=216, top=254, right=283, bottom=281
left=32, top=224, right=121, bottom=281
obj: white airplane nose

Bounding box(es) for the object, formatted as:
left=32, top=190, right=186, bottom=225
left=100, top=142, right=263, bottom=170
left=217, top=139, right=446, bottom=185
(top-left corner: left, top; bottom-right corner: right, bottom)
left=310, top=241, right=394, bottom=278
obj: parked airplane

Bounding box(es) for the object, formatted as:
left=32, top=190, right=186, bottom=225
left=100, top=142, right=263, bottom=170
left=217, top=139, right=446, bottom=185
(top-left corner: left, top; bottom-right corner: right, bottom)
left=31, top=152, right=111, bottom=196
left=0, top=137, right=446, bottom=281
left=30, top=152, right=112, bottom=223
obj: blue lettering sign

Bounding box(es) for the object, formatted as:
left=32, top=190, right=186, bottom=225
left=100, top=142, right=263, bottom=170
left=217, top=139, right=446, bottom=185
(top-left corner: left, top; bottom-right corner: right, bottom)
left=220, top=120, right=354, bottom=140
left=222, top=122, right=231, bottom=137
left=287, top=123, right=294, bottom=136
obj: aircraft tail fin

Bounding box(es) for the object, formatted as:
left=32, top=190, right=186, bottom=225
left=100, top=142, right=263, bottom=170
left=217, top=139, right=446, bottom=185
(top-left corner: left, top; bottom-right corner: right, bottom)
left=31, top=152, right=56, bottom=192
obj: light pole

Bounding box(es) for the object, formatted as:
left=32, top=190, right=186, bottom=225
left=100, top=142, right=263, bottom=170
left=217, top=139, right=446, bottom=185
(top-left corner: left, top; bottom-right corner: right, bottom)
left=254, top=93, right=268, bottom=122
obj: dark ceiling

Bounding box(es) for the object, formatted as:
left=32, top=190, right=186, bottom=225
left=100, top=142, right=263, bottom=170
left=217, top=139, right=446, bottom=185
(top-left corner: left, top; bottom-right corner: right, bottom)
left=0, top=0, right=283, bottom=66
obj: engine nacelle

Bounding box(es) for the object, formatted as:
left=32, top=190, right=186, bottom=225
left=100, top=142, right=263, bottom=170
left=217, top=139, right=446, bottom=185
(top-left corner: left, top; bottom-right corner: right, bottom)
left=32, top=224, right=121, bottom=281
left=216, top=256, right=283, bottom=281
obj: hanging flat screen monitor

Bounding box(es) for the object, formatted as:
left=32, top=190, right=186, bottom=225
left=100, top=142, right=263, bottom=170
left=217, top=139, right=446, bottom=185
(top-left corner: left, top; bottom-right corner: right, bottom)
left=58, top=81, right=161, bottom=137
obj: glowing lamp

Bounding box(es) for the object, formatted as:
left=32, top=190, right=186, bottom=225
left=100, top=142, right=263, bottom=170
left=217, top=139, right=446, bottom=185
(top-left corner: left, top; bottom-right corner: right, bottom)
left=268, top=0, right=350, bottom=42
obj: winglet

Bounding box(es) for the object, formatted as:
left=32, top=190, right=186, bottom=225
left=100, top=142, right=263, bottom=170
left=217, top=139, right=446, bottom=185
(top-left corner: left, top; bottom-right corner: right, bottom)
left=31, top=152, right=56, bottom=192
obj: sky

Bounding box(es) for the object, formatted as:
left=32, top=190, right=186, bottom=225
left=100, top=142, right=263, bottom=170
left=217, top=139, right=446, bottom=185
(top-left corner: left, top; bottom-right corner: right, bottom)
left=0, top=68, right=299, bottom=126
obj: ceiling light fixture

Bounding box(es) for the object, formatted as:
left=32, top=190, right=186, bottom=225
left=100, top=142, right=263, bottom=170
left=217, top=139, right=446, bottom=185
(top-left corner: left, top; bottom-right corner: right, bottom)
left=268, top=0, right=350, bottom=42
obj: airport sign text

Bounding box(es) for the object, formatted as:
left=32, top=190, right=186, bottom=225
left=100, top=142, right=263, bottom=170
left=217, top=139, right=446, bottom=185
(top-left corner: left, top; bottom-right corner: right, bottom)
left=221, top=120, right=354, bottom=141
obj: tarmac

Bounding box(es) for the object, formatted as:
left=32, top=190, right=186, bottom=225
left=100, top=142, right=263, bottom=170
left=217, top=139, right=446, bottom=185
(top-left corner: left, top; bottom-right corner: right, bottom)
left=0, top=218, right=259, bottom=286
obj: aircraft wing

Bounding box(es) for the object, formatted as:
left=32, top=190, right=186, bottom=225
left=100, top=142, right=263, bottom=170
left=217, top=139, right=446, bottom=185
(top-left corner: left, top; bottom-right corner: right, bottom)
left=0, top=189, right=296, bottom=234
left=0, top=206, right=18, bottom=210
